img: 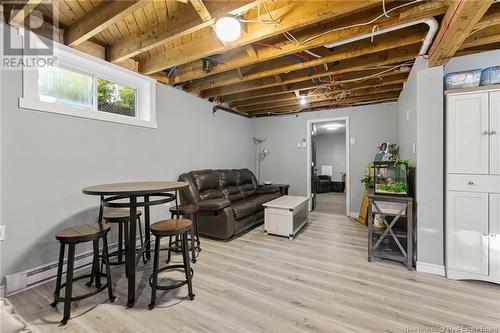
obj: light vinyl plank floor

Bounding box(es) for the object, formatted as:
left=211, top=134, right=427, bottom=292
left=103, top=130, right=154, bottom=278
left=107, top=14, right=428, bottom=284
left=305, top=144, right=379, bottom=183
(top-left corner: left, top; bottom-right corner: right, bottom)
left=7, top=212, right=500, bottom=333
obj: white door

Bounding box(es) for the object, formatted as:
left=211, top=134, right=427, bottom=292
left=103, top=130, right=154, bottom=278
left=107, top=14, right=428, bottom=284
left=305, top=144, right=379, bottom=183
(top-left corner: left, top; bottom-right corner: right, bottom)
left=490, top=193, right=500, bottom=282
left=447, top=93, right=489, bottom=174
left=447, top=191, right=489, bottom=276
left=490, top=91, right=500, bottom=175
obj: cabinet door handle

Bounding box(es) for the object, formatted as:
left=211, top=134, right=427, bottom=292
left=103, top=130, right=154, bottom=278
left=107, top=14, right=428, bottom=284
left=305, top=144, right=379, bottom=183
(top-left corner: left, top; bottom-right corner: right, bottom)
left=483, top=131, right=489, bottom=135
left=483, top=233, right=489, bottom=236
left=491, top=234, right=497, bottom=237
left=490, top=130, right=497, bottom=135
left=467, top=181, right=474, bottom=185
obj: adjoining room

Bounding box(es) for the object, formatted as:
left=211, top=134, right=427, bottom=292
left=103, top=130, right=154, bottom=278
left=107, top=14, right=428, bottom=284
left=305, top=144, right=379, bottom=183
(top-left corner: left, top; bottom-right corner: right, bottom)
left=1, top=1, right=500, bottom=332
left=310, top=119, right=348, bottom=215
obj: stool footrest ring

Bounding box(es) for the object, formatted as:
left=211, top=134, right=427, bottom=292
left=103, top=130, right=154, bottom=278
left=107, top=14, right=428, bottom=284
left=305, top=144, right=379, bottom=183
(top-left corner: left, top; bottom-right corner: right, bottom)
left=53, top=273, right=110, bottom=303
left=148, top=264, right=194, bottom=291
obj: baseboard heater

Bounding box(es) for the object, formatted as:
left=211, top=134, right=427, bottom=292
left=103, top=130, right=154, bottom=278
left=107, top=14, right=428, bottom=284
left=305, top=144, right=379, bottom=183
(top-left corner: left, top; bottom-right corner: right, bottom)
left=4, top=236, right=153, bottom=296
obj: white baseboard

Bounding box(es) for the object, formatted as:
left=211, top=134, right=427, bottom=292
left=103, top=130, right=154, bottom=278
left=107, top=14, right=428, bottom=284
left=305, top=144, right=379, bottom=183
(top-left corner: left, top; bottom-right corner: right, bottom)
left=349, top=211, right=359, bottom=218
left=416, top=261, right=445, bottom=276
left=4, top=235, right=153, bottom=296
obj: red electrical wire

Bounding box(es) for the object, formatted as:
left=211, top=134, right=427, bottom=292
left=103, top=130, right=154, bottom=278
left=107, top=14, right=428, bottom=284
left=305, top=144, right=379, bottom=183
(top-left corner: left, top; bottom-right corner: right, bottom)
left=427, top=0, right=462, bottom=58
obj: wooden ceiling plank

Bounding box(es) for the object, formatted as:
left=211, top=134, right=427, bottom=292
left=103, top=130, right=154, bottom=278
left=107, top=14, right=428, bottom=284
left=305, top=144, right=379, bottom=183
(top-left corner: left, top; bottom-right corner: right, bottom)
left=428, top=0, right=493, bottom=66
left=202, top=45, right=419, bottom=98
left=189, top=0, right=211, bottom=21
left=64, top=0, right=145, bottom=46
left=186, top=28, right=425, bottom=92
left=140, top=0, right=380, bottom=74
left=171, top=2, right=448, bottom=84
left=107, top=1, right=260, bottom=64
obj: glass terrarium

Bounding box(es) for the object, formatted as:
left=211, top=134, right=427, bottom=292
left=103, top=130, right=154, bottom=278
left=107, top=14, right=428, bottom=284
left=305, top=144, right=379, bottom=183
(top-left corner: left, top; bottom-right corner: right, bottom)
left=373, top=161, right=409, bottom=195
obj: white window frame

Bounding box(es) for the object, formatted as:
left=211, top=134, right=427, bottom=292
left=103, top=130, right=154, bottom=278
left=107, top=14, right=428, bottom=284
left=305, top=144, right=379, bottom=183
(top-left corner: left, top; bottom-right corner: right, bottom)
left=19, top=30, right=157, bottom=128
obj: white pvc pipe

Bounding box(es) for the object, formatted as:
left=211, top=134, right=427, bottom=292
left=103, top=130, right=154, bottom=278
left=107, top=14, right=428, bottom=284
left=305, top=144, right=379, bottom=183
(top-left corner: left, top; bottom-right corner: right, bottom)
left=324, top=18, right=439, bottom=56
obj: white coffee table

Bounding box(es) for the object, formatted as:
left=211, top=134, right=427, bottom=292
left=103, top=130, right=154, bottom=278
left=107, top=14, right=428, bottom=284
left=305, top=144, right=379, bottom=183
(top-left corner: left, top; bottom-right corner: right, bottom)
left=263, top=195, right=309, bottom=240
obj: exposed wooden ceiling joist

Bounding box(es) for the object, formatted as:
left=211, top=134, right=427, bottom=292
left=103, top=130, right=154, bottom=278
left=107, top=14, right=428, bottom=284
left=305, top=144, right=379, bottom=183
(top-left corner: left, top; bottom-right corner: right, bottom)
left=249, top=91, right=400, bottom=116
left=460, top=23, right=500, bottom=49
left=428, top=0, right=493, bottom=66
left=186, top=27, right=426, bottom=92
left=64, top=0, right=145, bottom=46
left=107, top=1, right=260, bottom=63
left=202, top=45, right=419, bottom=98
left=8, top=0, right=42, bottom=27
left=139, top=0, right=380, bottom=75
left=219, top=68, right=405, bottom=103
left=241, top=84, right=403, bottom=113
left=171, top=1, right=448, bottom=85
left=189, top=0, right=212, bottom=21
left=232, top=73, right=409, bottom=108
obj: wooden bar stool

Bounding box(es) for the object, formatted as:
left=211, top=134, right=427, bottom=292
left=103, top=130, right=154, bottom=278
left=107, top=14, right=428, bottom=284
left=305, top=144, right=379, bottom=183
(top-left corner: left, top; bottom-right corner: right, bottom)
left=168, top=203, right=201, bottom=263
left=51, top=223, right=115, bottom=325
left=102, top=208, right=146, bottom=266
left=149, top=218, right=195, bottom=310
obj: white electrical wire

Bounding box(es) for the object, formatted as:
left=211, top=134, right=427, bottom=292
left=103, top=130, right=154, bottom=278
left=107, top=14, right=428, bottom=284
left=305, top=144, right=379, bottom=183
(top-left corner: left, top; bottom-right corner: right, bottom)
left=303, top=50, right=322, bottom=58
left=239, top=1, right=281, bottom=25
left=382, top=0, right=391, bottom=18
left=298, top=0, right=422, bottom=45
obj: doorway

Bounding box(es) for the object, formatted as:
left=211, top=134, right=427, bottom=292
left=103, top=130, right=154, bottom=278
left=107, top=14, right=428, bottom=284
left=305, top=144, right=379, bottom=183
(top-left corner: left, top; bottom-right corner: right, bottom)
left=307, top=117, right=350, bottom=215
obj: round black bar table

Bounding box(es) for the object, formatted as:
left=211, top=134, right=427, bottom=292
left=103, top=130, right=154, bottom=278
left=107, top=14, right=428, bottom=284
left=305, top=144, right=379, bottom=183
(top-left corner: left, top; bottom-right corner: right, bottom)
left=83, top=181, right=189, bottom=307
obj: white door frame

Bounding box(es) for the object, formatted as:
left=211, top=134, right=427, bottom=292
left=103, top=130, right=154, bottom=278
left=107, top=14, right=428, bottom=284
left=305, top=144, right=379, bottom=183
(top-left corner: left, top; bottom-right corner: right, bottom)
left=306, top=116, right=350, bottom=215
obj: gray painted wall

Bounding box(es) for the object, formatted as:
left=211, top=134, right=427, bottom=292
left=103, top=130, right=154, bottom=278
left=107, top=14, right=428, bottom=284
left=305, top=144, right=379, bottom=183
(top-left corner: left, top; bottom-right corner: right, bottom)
left=254, top=103, right=398, bottom=213
left=0, top=33, right=254, bottom=278
left=397, top=58, right=427, bottom=164
left=397, top=57, right=445, bottom=268
left=415, top=66, right=444, bottom=267
left=444, top=49, right=500, bottom=75
left=316, top=132, right=346, bottom=181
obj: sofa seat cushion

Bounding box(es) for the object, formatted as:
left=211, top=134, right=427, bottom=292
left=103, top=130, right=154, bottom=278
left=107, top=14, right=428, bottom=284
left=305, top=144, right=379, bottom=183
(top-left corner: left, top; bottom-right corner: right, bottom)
left=231, top=199, right=258, bottom=219
left=198, top=198, right=231, bottom=211
left=251, top=193, right=280, bottom=209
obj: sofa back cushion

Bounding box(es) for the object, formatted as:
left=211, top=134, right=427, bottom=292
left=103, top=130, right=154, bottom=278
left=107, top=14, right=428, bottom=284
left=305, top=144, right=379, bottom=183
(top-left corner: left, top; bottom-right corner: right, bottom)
left=215, top=169, right=244, bottom=202
left=190, top=170, right=223, bottom=200
left=233, top=169, right=257, bottom=198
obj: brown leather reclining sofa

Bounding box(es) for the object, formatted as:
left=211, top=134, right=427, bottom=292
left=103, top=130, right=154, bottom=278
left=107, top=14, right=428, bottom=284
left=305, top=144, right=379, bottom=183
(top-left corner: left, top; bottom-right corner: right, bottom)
left=178, top=169, right=281, bottom=240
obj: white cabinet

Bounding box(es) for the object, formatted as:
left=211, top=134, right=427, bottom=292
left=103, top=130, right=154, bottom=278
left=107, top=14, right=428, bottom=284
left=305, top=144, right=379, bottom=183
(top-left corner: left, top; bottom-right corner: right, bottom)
left=447, top=92, right=489, bottom=174
left=446, top=88, right=500, bottom=284
left=490, top=194, right=500, bottom=282
left=446, top=191, right=489, bottom=277
left=490, top=91, right=500, bottom=175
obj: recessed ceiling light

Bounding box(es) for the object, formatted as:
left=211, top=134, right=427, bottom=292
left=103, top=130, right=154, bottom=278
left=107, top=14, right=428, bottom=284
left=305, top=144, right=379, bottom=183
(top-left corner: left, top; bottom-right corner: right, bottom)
left=300, top=96, right=307, bottom=106
left=215, top=16, right=241, bottom=42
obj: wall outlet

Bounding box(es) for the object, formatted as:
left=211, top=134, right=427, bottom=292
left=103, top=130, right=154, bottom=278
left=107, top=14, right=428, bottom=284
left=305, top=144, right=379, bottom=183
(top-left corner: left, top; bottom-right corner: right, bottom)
left=297, top=143, right=301, bottom=148
left=406, top=109, right=410, bottom=120
left=350, top=137, right=356, bottom=145
left=413, top=143, right=417, bottom=155
left=0, top=225, right=5, bottom=241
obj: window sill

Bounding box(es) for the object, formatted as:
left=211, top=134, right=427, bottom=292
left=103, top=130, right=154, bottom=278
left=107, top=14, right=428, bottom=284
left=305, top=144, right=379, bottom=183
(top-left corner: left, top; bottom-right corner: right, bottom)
left=19, top=98, right=158, bottom=129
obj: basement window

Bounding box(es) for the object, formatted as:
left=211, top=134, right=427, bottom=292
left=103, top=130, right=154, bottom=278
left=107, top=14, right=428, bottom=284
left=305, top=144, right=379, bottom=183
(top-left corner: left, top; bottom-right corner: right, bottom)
left=20, top=32, right=156, bottom=128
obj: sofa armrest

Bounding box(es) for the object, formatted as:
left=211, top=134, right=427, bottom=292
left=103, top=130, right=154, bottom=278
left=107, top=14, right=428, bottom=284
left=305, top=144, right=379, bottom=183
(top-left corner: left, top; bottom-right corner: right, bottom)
left=198, top=198, right=231, bottom=211
left=256, top=185, right=280, bottom=195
